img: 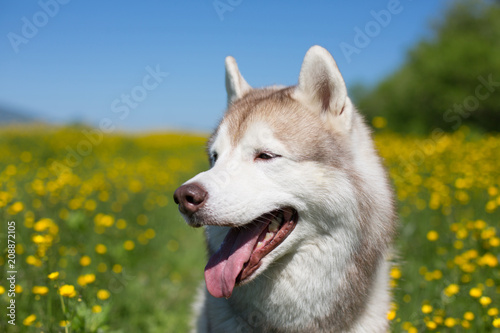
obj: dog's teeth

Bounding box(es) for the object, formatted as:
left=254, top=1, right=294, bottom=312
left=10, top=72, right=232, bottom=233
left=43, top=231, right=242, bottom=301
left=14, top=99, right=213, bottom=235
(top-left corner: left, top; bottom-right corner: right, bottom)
left=264, top=232, right=274, bottom=242
left=256, top=241, right=264, bottom=249
left=269, top=218, right=280, bottom=232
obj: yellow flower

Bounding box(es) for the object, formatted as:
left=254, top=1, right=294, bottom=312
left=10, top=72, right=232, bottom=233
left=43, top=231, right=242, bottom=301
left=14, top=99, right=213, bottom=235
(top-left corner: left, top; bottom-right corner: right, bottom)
left=488, top=186, right=499, bottom=196
left=97, top=289, right=110, bottom=300
left=137, top=214, right=148, bottom=225
left=372, top=116, right=387, bottom=129
left=390, top=266, right=401, bottom=279
left=95, top=244, right=107, bottom=254
left=123, top=240, right=135, bottom=251
left=386, top=310, right=396, bottom=320
left=31, top=234, right=46, bottom=244
left=493, top=318, right=500, bottom=328
left=116, top=218, right=127, bottom=229
left=69, top=197, right=83, bottom=210
left=9, top=201, right=24, bottom=214
left=94, top=213, right=114, bottom=227
left=469, top=288, right=482, bottom=298
left=15, top=285, right=23, bottom=293
left=422, top=304, right=433, bottom=314
left=474, top=219, right=486, bottom=229
left=84, top=273, right=96, bottom=283
left=456, top=228, right=468, bottom=239
left=98, top=191, right=109, bottom=202
left=92, top=305, right=102, bottom=313
left=481, top=228, right=496, bottom=239
left=77, top=276, right=87, bottom=287
left=444, top=317, right=456, bottom=327
left=444, top=284, right=459, bottom=297
left=426, top=321, right=437, bottom=330
left=464, top=311, right=475, bottom=321
left=26, top=255, right=42, bottom=267
left=145, top=228, right=156, bottom=239
left=23, top=314, right=36, bottom=326
left=464, top=249, right=478, bottom=259
left=34, top=218, right=59, bottom=234
left=84, top=199, right=97, bottom=211
left=402, top=322, right=412, bottom=330
left=487, top=308, right=499, bottom=316
left=0, top=286, right=5, bottom=294
left=80, top=255, right=91, bottom=267
left=60, top=320, right=70, bottom=327
left=6, top=164, right=17, bottom=175
left=112, top=264, right=122, bottom=273
left=97, top=262, right=107, bottom=272
left=478, top=253, right=498, bottom=267
left=427, top=230, right=439, bottom=241
left=32, top=286, right=49, bottom=295
left=78, top=273, right=96, bottom=287
left=453, top=240, right=464, bottom=249
left=48, top=271, right=59, bottom=280
left=59, top=284, right=77, bottom=298
left=432, top=270, right=442, bottom=280
left=479, top=296, right=492, bottom=306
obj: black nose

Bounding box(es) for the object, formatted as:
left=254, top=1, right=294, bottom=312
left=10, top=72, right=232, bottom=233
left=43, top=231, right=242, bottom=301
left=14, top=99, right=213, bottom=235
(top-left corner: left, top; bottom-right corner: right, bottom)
left=173, top=183, right=208, bottom=217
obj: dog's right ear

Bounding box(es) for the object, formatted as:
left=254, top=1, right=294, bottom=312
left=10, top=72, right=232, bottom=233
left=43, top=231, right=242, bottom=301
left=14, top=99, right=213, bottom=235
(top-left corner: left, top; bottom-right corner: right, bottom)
left=225, top=56, right=251, bottom=105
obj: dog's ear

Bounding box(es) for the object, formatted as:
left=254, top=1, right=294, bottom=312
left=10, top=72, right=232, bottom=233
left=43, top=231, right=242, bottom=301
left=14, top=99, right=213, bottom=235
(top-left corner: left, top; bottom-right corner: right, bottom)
left=225, top=56, right=251, bottom=105
left=294, top=46, right=351, bottom=131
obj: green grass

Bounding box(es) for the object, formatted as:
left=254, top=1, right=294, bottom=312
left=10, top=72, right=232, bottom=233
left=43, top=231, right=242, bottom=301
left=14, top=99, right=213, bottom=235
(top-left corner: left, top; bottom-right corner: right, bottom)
left=0, top=125, right=499, bottom=332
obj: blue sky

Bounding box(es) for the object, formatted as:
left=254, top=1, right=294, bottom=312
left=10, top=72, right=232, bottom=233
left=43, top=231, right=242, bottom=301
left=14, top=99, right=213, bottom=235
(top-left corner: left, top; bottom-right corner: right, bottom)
left=0, top=0, right=451, bottom=132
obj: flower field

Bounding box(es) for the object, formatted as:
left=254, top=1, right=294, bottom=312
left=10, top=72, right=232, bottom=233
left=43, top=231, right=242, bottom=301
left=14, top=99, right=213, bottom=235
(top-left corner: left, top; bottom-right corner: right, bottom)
left=0, top=124, right=499, bottom=332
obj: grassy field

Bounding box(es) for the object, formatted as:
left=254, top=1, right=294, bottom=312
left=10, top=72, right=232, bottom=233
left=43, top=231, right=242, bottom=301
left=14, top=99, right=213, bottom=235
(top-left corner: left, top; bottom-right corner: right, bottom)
left=0, top=124, right=499, bottom=332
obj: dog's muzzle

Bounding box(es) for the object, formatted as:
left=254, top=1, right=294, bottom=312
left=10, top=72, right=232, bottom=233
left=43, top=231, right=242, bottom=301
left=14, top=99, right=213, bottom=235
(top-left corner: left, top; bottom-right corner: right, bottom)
left=173, top=183, right=208, bottom=217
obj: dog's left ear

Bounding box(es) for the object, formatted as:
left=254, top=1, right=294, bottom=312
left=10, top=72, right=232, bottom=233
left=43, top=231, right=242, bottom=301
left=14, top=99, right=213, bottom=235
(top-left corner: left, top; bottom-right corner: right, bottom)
left=225, top=56, right=251, bottom=105
left=294, top=46, right=351, bottom=131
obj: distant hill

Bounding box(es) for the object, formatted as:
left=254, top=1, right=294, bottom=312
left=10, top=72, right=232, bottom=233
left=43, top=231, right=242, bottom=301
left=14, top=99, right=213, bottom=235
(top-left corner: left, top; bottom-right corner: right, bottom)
left=0, top=108, right=39, bottom=123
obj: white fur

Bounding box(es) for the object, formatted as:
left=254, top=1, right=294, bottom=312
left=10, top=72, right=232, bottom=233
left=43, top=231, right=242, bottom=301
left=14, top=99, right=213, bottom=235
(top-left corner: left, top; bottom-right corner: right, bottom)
left=178, top=46, right=395, bottom=333
left=225, top=56, right=251, bottom=105
left=293, top=45, right=351, bottom=133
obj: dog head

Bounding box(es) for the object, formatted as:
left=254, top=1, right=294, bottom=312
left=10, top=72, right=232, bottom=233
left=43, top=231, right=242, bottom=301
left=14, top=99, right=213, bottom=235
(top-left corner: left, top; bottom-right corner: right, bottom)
left=174, top=46, right=369, bottom=299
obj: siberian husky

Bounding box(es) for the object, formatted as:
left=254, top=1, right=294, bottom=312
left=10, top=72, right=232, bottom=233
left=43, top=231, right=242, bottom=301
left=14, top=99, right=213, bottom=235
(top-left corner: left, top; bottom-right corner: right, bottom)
left=174, top=46, right=396, bottom=332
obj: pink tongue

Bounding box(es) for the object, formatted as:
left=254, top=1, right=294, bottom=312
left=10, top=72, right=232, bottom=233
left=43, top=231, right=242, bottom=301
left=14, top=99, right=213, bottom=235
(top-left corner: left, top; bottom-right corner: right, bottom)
left=204, top=222, right=268, bottom=298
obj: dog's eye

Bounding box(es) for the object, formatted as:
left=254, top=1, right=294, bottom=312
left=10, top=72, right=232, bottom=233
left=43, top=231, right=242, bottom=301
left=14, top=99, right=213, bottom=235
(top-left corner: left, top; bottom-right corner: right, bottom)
left=210, top=152, right=218, bottom=165
left=256, top=152, right=280, bottom=161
